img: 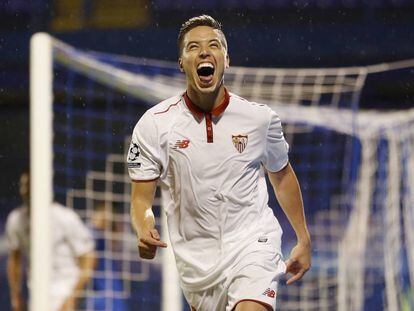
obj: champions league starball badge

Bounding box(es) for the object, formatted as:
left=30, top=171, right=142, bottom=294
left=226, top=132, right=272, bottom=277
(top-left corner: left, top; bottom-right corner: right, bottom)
left=127, top=142, right=141, bottom=168
left=128, top=142, right=140, bottom=161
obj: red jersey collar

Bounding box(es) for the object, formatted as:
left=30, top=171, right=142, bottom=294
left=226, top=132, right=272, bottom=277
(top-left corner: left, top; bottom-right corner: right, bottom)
left=183, top=88, right=230, bottom=119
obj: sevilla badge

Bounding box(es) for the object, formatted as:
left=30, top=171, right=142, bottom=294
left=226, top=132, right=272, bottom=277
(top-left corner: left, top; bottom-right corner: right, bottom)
left=232, top=135, right=248, bottom=153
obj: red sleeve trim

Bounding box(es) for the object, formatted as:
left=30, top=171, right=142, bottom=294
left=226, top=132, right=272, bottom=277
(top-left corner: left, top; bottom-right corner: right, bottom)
left=232, top=299, right=273, bottom=311
left=132, top=178, right=159, bottom=183
left=154, top=99, right=181, bottom=115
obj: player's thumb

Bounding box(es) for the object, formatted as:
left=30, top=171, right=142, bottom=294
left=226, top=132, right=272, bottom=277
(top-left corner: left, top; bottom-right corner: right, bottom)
left=150, top=228, right=160, bottom=240
left=285, top=259, right=293, bottom=272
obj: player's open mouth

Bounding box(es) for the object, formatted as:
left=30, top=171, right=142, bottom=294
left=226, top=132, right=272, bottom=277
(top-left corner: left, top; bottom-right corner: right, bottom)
left=197, top=62, right=215, bottom=85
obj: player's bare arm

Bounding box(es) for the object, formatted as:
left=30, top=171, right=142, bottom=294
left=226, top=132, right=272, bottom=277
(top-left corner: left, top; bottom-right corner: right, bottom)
left=131, top=180, right=167, bottom=259
left=59, top=250, right=96, bottom=311
left=7, top=249, right=24, bottom=311
left=268, top=163, right=311, bottom=285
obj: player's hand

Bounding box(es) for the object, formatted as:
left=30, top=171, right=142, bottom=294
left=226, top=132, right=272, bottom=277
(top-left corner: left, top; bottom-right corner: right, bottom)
left=59, top=296, right=76, bottom=311
left=285, top=241, right=311, bottom=285
left=138, top=228, right=167, bottom=259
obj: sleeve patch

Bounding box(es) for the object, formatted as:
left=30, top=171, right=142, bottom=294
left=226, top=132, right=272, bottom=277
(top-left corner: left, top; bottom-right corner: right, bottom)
left=127, top=140, right=143, bottom=168
left=128, top=162, right=141, bottom=168
left=128, top=142, right=141, bottom=162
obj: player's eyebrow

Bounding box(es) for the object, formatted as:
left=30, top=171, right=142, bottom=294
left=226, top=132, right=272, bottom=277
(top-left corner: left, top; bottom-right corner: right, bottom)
left=209, top=39, right=221, bottom=44
left=186, top=40, right=199, bottom=46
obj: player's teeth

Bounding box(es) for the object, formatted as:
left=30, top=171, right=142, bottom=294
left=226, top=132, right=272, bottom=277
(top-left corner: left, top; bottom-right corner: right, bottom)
left=197, top=63, right=214, bottom=70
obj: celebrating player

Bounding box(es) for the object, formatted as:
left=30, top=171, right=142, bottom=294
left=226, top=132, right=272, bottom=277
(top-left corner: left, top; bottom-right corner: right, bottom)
left=128, top=15, right=311, bottom=311
left=6, top=171, right=96, bottom=311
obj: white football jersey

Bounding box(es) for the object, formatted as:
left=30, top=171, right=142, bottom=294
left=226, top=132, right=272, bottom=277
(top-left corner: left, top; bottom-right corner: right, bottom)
left=128, top=89, right=289, bottom=292
left=6, top=203, right=94, bottom=310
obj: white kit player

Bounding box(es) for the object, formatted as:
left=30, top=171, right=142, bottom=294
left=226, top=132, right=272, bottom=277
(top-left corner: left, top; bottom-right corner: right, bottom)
left=128, top=15, right=311, bottom=311
left=6, top=171, right=96, bottom=311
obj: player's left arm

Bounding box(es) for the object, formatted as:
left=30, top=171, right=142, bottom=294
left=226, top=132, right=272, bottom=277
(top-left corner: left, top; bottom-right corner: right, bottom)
left=7, top=248, right=24, bottom=311
left=268, top=162, right=311, bottom=285
left=59, top=250, right=96, bottom=311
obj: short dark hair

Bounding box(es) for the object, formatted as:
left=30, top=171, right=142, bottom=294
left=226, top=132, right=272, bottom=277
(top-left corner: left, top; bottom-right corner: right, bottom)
left=177, top=15, right=227, bottom=56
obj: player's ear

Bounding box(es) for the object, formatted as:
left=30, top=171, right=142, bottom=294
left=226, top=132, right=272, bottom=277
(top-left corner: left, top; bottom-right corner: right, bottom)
left=178, top=58, right=184, bottom=72
left=225, top=54, right=230, bottom=69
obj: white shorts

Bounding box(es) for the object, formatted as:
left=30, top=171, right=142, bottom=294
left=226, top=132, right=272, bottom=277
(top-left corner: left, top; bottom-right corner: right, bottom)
left=50, top=275, right=78, bottom=311
left=28, top=274, right=77, bottom=311
left=183, top=234, right=286, bottom=311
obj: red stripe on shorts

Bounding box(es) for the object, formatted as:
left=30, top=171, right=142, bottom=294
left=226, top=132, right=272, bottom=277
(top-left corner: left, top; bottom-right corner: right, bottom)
left=232, top=299, right=273, bottom=311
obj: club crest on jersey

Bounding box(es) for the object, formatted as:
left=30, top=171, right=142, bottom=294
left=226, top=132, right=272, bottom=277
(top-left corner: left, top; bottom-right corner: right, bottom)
left=232, top=135, right=248, bottom=153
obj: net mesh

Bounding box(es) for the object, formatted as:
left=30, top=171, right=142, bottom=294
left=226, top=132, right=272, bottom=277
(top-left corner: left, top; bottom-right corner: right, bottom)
left=46, top=37, right=414, bottom=311
left=52, top=61, right=162, bottom=310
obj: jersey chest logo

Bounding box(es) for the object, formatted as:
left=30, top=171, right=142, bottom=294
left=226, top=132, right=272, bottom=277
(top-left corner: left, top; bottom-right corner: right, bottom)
left=174, top=139, right=190, bottom=149
left=263, top=288, right=276, bottom=298
left=232, top=134, right=248, bottom=153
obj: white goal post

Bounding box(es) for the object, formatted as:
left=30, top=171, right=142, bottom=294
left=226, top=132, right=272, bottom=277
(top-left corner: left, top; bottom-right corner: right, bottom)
left=30, top=32, right=53, bottom=311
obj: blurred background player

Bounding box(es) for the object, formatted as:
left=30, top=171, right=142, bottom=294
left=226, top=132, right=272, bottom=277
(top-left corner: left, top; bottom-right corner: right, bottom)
left=6, top=170, right=96, bottom=311
left=128, top=15, right=311, bottom=311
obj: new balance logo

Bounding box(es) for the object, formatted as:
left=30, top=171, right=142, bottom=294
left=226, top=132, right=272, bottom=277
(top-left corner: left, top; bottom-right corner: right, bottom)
left=258, top=236, right=268, bottom=243
left=174, top=139, right=190, bottom=149
left=263, top=288, right=276, bottom=298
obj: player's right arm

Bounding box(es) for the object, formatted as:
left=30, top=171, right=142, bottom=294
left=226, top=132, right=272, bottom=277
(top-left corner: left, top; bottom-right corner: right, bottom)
left=128, top=111, right=166, bottom=259
left=7, top=249, right=24, bottom=311
left=131, top=180, right=167, bottom=259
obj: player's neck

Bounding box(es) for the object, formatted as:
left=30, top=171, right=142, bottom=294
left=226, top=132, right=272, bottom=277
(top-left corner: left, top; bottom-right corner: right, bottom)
left=186, top=85, right=226, bottom=112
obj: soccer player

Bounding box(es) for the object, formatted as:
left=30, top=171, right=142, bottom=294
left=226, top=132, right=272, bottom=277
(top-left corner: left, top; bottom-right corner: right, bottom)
left=128, top=15, right=311, bottom=311
left=6, top=171, right=96, bottom=311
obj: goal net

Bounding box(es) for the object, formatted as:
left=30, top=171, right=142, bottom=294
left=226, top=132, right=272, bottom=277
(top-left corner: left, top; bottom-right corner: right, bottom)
left=30, top=33, right=414, bottom=311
